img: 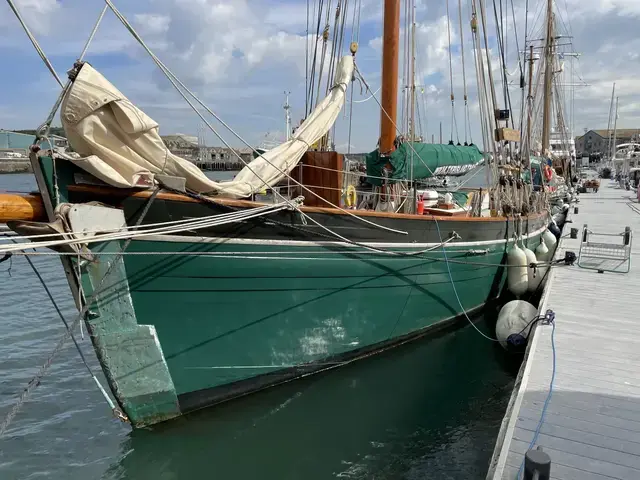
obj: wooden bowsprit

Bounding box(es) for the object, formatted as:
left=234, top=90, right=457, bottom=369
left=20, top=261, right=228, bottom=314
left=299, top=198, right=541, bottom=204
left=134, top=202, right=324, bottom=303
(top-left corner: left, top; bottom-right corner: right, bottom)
left=578, top=223, right=632, bottom=273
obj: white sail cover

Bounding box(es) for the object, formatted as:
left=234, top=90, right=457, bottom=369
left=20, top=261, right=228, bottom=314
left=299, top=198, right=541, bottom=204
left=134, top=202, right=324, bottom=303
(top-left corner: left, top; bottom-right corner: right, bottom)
left=59, top=56, right=354, bottom=198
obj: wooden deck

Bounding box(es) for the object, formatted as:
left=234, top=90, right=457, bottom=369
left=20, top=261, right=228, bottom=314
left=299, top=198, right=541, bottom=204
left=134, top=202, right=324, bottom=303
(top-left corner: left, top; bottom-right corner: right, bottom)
left=488, top=182, right=640, bottom=479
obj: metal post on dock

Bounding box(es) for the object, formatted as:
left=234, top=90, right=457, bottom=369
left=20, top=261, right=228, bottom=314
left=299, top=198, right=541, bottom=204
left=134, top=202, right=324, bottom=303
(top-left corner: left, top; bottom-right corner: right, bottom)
left=524, top=446, right=551, bottom=480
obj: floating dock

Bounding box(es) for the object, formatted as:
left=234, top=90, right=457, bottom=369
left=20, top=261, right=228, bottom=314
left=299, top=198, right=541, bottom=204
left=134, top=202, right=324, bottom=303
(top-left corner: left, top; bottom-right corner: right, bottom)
left=488, top=184, right=640, bottom=479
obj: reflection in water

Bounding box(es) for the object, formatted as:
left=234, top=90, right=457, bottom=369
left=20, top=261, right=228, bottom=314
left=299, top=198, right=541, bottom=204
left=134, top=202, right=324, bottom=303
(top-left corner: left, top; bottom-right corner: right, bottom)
left=104, top=319, right=515, bottom=480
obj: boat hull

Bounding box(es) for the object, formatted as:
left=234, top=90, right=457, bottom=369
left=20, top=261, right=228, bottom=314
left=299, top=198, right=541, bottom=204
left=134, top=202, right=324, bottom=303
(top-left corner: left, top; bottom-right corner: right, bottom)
left=86, top=229, right=542, bottom=427
left=28, top=157, right=548, bottom=427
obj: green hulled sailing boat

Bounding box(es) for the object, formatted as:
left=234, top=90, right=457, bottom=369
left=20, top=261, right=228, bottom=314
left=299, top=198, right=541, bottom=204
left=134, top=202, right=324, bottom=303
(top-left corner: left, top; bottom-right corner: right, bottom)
left=2, top=0, right=552, bottom=428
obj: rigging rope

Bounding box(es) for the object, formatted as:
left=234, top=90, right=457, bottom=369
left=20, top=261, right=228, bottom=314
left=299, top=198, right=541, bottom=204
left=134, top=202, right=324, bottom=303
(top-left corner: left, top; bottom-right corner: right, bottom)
left=509, top=0, right=523, bottom=84
left=470, top=4, right=490, bottom=153
left=347, top=78, right=354, bottom=154
left=329, top=0, right=350, bottom=149
left=0, top=200, right=301, bottom=255
left=307, top=0, right=324, bottom=114
left=352, top=87, right=380, bottom=103
left=451, top=107, right=461, bottom=146
left=492, top=0, right=515, bottom=130
left=345, top=0, right=362, bottom=154
left=350, top=0, right=361, bottom=43
left=434, top=217, right=499, bottom=341
left=457, top=0, right=470, bottom=145
left=314, top=0, right=333, bottom=116
left=445, top=0, right=459, bottom=144
left=35, top=4, right=109, bottom=141
left=520, top=0, right=529, bottom=138
left=477, top=0, right=499, bottom=125
left=416, top=91, right=424, bottom=140
left=325, top=0, right=341, bottom=96
left=305, top=0, right=310, bottom=115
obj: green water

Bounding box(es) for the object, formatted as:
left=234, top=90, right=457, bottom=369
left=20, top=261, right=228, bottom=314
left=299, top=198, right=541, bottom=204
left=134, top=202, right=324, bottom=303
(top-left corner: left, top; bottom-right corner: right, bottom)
left=103, top=321, right=517, bottom=479
left=0, top=174, right=518, bottom=479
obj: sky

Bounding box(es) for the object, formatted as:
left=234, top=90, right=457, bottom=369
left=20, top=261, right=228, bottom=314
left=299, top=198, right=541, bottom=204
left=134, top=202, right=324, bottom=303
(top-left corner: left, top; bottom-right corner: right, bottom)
left=1, top=0, right=640, bottom=153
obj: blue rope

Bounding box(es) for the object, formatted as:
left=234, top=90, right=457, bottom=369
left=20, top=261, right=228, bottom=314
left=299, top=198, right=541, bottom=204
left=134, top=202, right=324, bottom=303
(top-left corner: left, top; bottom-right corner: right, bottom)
left=432, top=216, right=499, bottom=342
left=517, top=310, right=556, bottom=479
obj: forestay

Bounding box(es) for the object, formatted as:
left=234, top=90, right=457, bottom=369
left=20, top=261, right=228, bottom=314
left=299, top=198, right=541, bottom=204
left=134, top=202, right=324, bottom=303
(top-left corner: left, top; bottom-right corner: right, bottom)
left=59, top=56, right=354, bottom=198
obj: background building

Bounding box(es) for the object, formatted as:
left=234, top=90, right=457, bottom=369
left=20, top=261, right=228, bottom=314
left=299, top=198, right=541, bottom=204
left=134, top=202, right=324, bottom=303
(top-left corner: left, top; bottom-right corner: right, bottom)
left=0, top=129, right=68, bottom=150
left=0, top=129, right=69, bottom=172
left=161, top=134, right=255, bottom=170
left=160, top=133, right=199, bottom=159
left=575, top=129, right=640, bottom=158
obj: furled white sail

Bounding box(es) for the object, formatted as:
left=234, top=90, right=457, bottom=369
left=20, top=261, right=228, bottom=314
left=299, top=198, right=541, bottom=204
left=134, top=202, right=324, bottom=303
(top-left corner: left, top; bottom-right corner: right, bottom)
left=59, top=56, right=354, bottom=198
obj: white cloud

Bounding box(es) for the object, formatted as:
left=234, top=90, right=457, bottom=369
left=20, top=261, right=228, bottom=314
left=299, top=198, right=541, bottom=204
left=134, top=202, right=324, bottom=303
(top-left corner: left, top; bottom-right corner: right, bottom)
left=2, top=0, right=640, bottom=151
left=1, top=0, right=60, bottom=34
left=130, top=0, right=311, bottom=87
left=134, top=13, right=170, bottom=35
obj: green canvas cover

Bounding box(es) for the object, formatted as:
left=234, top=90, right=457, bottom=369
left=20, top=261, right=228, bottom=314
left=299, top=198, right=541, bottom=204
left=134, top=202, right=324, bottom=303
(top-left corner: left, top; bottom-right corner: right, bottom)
left=523, top=155, right=545, bottom=184
left=365, top=142, right=484, bottom=186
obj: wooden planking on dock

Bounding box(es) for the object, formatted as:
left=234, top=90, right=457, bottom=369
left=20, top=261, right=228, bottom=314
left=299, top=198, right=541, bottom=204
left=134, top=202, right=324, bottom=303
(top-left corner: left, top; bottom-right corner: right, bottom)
left=489, top=183, right=640, bottom=480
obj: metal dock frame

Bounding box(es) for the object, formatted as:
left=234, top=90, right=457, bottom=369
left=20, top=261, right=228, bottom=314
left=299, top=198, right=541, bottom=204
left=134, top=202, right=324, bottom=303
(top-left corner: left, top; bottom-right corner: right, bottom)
left=578, top=224, right=632, bottom=273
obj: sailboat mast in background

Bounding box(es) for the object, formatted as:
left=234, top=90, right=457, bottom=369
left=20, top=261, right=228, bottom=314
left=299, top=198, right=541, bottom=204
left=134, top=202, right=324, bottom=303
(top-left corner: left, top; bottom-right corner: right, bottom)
left=526, top=45, right=535, bottom=157
left=284, top=91, right=291, bottom=142
left=606, top=83, right=616, bottom=161
left=541, top=0, right=554, bottom=154
left=612, top=96, right=619, bottom=166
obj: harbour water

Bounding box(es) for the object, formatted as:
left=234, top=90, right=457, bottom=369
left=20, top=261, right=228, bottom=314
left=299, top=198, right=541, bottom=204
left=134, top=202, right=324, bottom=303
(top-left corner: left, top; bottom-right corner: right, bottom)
left=0, top=174, right=518, bottom=479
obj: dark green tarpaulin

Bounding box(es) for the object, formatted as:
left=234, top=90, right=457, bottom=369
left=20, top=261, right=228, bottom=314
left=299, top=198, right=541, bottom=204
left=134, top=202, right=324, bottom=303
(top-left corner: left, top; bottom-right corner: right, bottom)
left=523, top=156, right=544, bottom=184
left=365, top=142, right=484, bottom=186
left=450, top=191, right=469, bottom=207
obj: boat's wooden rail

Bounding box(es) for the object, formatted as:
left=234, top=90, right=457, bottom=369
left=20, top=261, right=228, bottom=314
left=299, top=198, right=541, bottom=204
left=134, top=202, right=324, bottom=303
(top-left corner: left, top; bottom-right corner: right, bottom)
left=0, top=184, right=548, bottom=224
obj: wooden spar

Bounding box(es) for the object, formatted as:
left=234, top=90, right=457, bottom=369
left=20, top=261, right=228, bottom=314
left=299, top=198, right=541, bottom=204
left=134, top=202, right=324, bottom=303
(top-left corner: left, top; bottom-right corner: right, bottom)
left=541, top=0, right=554, bottom=153
left=0, top=193, right=45, bottom=223
left=379, top=0, right=401, bottom=155
left=526, top=44, right=535, bottom=155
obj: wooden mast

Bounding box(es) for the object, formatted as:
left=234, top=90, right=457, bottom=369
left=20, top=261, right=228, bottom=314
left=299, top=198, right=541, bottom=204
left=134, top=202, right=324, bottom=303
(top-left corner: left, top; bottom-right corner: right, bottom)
left=612, top=96, right=619, bottom=170
left=380, top=0, right=401, bottom=155
left=409, top=2, right=416, bottom=142
left=541, top=0, right=554, bottom=154
left=526, top=45, right=535, bottom=155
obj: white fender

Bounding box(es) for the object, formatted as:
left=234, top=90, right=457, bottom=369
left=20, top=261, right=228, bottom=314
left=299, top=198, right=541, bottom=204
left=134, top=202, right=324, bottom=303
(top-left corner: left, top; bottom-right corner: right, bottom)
left=542, top=229, right=557, bottom=250
left=532, top=241, right=551, bottom=290
left=507, top=244, right=528, bottom=297
left=496, top=300, right=538, bottom=349
left=522, top=246, right=538, bottom=293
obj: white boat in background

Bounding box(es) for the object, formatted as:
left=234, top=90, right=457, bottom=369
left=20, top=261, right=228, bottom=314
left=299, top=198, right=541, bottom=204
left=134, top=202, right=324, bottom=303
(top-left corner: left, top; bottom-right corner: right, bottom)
left=612, top=143, right=640, bottom=178
left=549, top=126, right=576, bottom=160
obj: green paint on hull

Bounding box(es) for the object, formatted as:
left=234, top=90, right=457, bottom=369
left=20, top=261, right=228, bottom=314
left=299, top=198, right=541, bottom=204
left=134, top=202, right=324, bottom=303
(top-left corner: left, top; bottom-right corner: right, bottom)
left=114, top=237, right=540, bottom=403
left=82, top=241, right=181, bottom=426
